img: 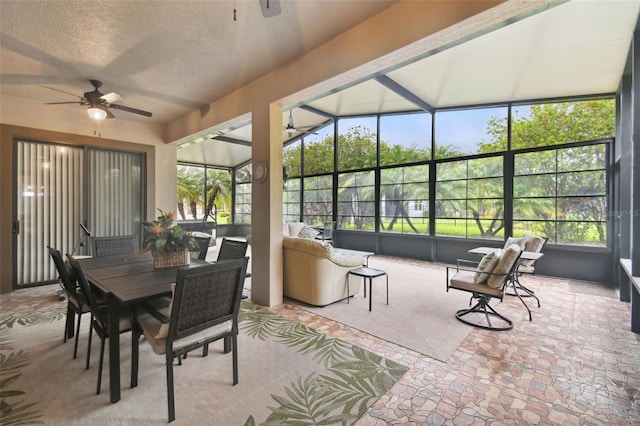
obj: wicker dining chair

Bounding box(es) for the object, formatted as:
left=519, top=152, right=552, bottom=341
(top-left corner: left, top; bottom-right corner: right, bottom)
left=47, top=246, right=92, bottom=359
left=192, top=235, right=211, bottom=261
left=67, top=254, right=140, bottom=395
left=135, top=258, right=248, bottom=423
left=91, top=235, right=139, bottom=257
left=216, top=238, right=249, bottom=262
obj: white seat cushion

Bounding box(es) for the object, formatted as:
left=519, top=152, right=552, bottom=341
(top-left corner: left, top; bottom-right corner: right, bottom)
left=449, top=271, right=503, bottom=297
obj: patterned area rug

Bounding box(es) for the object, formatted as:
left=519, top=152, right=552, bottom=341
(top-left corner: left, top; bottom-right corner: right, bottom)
left=0, top=302, right=407, bottom=425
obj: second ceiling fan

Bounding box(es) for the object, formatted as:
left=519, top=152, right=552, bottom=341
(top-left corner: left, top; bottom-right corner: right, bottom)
left=284, top=110, right=318, bottom=135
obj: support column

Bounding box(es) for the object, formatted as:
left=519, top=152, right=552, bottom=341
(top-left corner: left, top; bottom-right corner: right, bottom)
left=250, top=103, right=284, bottom=307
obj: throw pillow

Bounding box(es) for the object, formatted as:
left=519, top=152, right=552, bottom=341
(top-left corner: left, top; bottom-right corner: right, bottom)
left=487, top=244, right=521, bottom=288
left=287, top=222, right=306, bottom=237
left=503, top=236, right=526, bottom=250
left=154, top=282, right=176, bottom=339
left=297, top=225, right=320, bottom=239
left=473, top=250, right=500, bottom=284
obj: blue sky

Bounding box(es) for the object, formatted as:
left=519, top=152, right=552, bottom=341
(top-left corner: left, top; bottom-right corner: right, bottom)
left=301, top=106, right=533, bottom=155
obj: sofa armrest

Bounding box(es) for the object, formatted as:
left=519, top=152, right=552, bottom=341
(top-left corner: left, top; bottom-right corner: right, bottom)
left=331, top=252, right=366, bottom=267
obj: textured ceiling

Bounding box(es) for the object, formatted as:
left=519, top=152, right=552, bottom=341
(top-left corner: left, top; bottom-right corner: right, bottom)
left=0, top=0, right=397, bottom=124
left=2, top=0, right=639, bottom=168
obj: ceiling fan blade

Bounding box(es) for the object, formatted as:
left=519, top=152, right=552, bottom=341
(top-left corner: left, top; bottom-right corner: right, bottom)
left=44, top=101, right=84, bottom=105
left=41, top=85, right=83, bottom=100
left=104, top=108, right=115, bottom=119
left=108, top=103, right=153, bottom=117
left=100, top=91, right=122, bottom=103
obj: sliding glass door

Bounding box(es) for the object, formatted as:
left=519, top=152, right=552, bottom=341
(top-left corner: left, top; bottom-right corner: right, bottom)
left=13, top=140, right=144, bottom=288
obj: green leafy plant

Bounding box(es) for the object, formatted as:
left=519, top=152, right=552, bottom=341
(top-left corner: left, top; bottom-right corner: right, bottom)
left=142, top=209, right=197, bottom=255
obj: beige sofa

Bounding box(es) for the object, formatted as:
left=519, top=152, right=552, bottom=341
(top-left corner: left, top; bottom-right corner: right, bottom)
left=283, top=236, right=365, bottom=306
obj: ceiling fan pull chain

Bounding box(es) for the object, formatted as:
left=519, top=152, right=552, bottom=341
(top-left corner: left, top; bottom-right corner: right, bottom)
left=233, top=0, right=237, bottom=21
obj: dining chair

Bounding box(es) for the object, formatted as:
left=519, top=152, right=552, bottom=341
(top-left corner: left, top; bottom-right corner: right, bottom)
left=215, top=237, right=250, bottom=309
left=154, top=236, right=251, bottom=365
left=155, top=236, right=251, bottom=367
left=135, top=258, right=248, bottom=423
left=191, top=234, right=211, bottom=261
left=216, top=237, right=249, bottom=262
left=445, top=244, right=523, bottom=330
left=67, top=254, right=140, bottom=396
left=47, top=246, right=92, bottom=359
left=91, top=235, right=139, bottom=257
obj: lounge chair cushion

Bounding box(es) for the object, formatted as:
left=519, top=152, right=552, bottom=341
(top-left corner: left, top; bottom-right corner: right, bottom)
left=474, top=250, right=500, bottom=284
left=449, top=271, right=504, bottom=298
left=504, top=237, right=526, bottom=250
left=487, top=244, right=521, bottom=288
left=520, top=234, right=546, bottom=267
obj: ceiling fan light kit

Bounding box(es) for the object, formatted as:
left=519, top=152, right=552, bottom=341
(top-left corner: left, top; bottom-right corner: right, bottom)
left=87, top=106, right=107, bottom=120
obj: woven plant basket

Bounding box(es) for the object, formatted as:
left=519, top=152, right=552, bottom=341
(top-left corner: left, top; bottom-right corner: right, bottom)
left=154, top=248, right=190, bottom=269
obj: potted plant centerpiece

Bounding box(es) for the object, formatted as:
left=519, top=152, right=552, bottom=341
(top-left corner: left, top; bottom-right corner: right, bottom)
left=143, top=209, right=197, bottom=268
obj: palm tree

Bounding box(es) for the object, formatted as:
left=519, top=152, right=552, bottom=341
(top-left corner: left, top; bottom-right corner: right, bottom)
left=177, top=166, right=205, bottom=220
left=204, top=169, right=232, bottom=223
left=379, top=164, right=428, bottom=233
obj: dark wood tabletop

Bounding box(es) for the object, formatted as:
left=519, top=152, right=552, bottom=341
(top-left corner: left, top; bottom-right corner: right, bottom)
left=79, top=253, right=205, bottom=302
left=77, top=254, right=205, bottom=403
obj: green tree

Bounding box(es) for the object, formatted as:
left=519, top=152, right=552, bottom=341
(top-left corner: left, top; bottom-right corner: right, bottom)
left=480, top=99, right=615, bottom=152
left=337, top=125, right=377, bottom=171
left=380, top=165, right=428, bottom=233
left=482, top=100, right=613, bottom=243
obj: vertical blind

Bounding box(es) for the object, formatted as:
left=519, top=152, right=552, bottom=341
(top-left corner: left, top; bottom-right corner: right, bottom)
left=88, top=149, right=142, bottom=237
left=15, top=141, right=143, bottom=287
left=16, top=142, right=84, bottom=284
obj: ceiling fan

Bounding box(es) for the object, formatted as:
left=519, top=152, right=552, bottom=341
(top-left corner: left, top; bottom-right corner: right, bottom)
left=284, top=110, right=317, bottom=135
left=43, top=79, right=152, bottom=120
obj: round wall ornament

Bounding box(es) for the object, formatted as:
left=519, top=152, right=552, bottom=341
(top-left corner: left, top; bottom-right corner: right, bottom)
left=253, top=161, right=268, bottom=183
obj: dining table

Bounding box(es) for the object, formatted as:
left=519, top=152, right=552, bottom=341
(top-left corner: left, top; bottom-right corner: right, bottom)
left=468, top=246, right=544, bottom=320
left=78, top=252, right=203, bottom=403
